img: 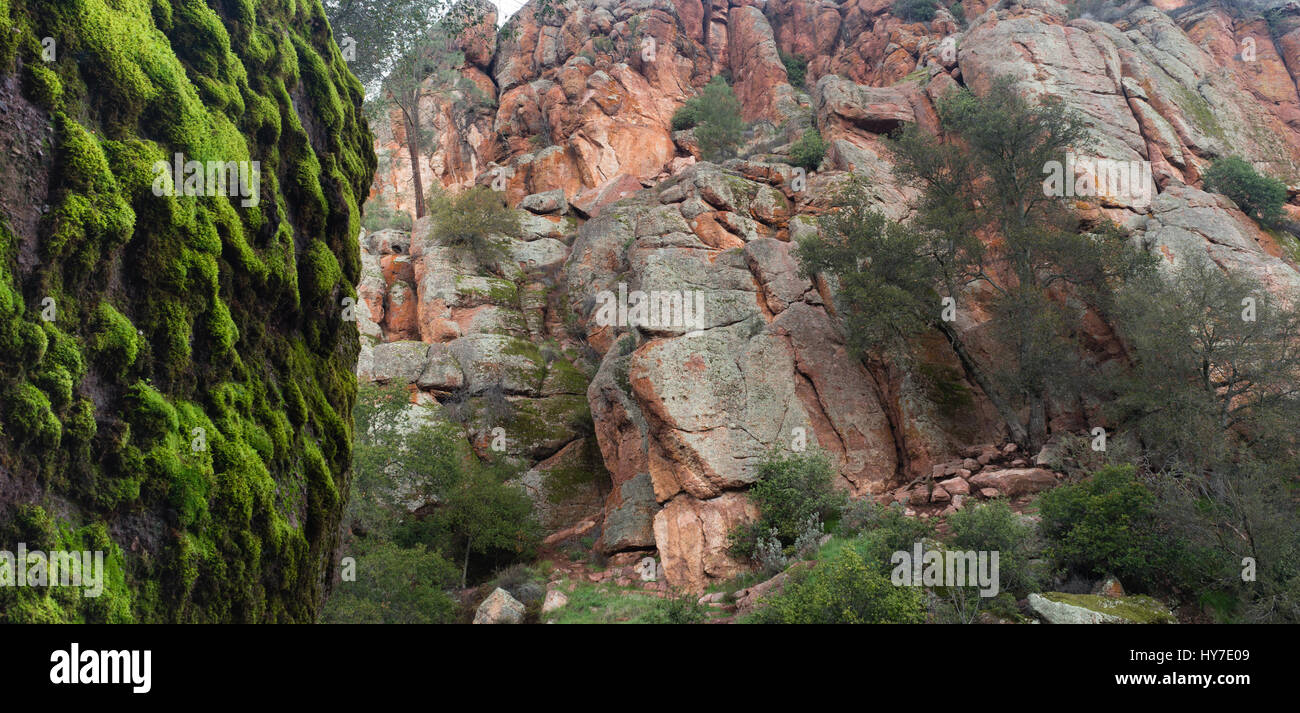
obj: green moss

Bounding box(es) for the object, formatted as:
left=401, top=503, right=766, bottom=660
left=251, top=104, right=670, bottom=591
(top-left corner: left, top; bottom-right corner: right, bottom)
left=3, top=381, right=61, bottom=447
left=89, top=302, right=141, bottom=375
left=0, top=0, right=374, bottom=623
left=1040, top=592, right=1177, bottom=624
left=24, top=61, right=62, bottom=109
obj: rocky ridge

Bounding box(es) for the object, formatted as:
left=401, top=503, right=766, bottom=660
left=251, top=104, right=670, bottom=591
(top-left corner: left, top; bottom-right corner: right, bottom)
left=358, top=0, right=1300, bottom=592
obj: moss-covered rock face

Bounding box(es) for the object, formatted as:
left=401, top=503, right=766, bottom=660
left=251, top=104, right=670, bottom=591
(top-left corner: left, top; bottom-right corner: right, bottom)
left=0, top=0, right=374, bottom=622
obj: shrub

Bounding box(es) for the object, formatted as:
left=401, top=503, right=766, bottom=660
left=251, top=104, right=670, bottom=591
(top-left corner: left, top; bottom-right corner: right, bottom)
left=779, top=50, right=807, bottom=88
left=745, top=547, right=926, bottom=623
left=730, top=449, right=847, bottom=561
left=787, top=127, right=827, bottom=171
left=427, top=186, right=520, bottom=263
left=1038, top=464, right=1177, bottom=591
left=691, top=76, right=745, bottom=161
left=671, top=101, right=701, bottom=131
left=947, top=500, right=1040, bottom=594
left=893, top=0, right=940, bottom=21
left=319, top=541, right=459, bottom=624
left=1202, top=156, right=1287, bottom=226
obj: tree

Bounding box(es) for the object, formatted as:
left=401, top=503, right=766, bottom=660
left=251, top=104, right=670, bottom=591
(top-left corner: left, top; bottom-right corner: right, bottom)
left=692, top=76, right=745, bottom=162
left=427, top=185, right=521, bottom=264
left=319, top=541, right=459, bottom=624
left=325, top=0, right=489, bottom=218
left=1111, top=256, right=1300, bottom=474
left=1202, top=156, right=1288, bottom=227
left=879, top=77, right=1154, bottom=449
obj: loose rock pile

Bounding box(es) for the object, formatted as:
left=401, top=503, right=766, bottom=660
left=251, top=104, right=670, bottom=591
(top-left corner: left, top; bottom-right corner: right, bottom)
left=887, top=443, right=1065, bottom=516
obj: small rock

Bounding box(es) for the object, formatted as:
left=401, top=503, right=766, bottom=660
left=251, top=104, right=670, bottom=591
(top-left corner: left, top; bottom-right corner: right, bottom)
left=938, top=477, right=970, bottom=496
left=1093, top=576, right=1125, bottom=599
left=473, top=588, right=526, bottom=624
left=979, top=487, right=1000, bottom=499
left=542, top=588, right=569, bottom=614
left=930, top=485, right=951, bottom=503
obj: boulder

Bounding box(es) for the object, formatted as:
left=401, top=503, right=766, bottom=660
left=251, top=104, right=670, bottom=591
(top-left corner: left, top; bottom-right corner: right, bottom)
left=1028, top=592, right=1176, bottom=624
left=473, top=588, right=526, bottom=624
left=969, top=468, right=1057, bottom=497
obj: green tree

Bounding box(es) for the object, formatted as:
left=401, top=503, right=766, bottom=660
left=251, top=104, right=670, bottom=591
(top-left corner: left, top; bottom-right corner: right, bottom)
left=692, top=76, right=745, bottom=162
left=893, top=0, right=940, bottom=21
left=320, top=541, right=459, bottom=624
left=1202, top=155, right=1288, bottom=227
left=745, top=547, right=926, bottom=624
left=1111, top=256, right=1300, bottom=474
left=427, top=185, right=521, bottom=263
left=804, top=77, right=1155, bottom=450
left=325, top=0, right=490, bottom=218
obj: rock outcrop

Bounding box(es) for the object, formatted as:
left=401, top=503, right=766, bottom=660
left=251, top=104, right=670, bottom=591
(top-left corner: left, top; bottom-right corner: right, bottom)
left=357, top=0, right=1300, bottom=593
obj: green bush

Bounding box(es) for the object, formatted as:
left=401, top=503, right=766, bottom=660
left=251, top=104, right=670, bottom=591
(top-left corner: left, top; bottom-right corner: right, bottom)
left=779, top=50, right=807, bottom=88
left=427, top=186, right=520, bottom=264
left=947, top=500, right=1040, bottom=594
left=1038, top=464, right=1177, bottom=591
left=730, top=449, right=847, bottom=560
left=671, top=101, right=701, bottom=131
left=893, top=0, right=940, bottom=21
left=788, top=127, right=827, bottom=171
left=691, top=76, right=745, bottom=161
left=319, top=541, right=459, bottom=624
left=745, top=547, right=926, bottom=623
left=1202, top=156, right=1288, bottom=226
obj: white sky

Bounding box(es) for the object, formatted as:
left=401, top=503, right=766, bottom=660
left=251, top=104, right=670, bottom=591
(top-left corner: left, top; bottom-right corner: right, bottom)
left=492, top=0, right=527, bottom=24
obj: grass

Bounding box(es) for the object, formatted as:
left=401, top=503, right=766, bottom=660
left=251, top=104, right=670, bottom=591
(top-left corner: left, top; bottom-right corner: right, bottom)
left=548, top=582, right=714, bottom=624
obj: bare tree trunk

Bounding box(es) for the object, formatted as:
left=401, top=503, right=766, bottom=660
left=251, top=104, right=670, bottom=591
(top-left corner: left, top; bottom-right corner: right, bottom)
left=461, top=536, right=472, bottom=589
left=405, top=112, right=426, bottom=219
left=938, top=321, right=1029, bottom=447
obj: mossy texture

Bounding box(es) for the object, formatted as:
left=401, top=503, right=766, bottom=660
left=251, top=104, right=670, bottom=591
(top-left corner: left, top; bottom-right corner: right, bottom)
left=0, top=0, right=374, bottom=622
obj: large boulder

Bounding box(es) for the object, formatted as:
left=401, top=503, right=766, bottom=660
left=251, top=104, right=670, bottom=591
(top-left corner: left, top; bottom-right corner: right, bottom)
left=1029, top=592, right=1177, bottom=624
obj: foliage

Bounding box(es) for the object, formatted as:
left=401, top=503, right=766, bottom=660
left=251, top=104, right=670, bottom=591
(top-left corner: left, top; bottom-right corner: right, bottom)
left=801, top=77, right=1156, bottom=450
left=730, top=450, right=847, bottom=561
left=787, top=127, right=827, bottom=171
left=319, top=541, right=459, bottom=624
left=1202, top=155, right=1288, bottom=227
left=947, top=500, right=1040, bottom=594
left=1110, top=256, right=1300, bottom=474
left=745, top=547, right=927, bottom=624
left=325, top=0, right=488, bottom=216
left=347, top=384, right=542, bottom=590
left=779, top=50, right=807, bottom=88
left=427, top=186, right=521, bottom=264
left=893, top=0, right=940, bottom=21
left=1038, top=465, right=1199, bottom=592
left=681, top=75, right=745, bottom=161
